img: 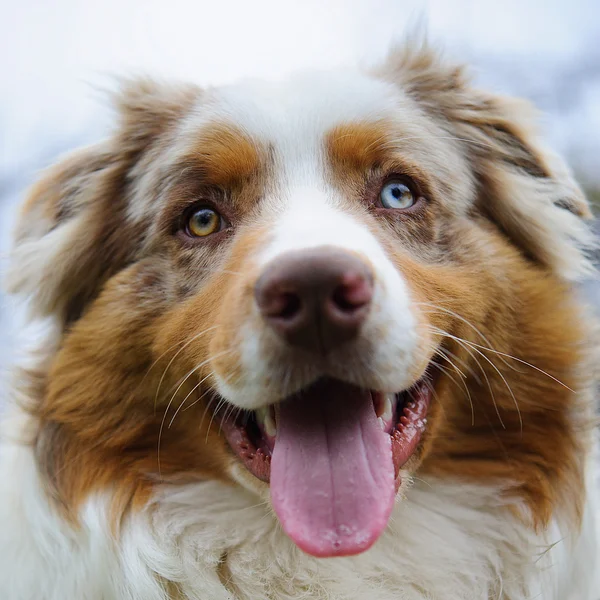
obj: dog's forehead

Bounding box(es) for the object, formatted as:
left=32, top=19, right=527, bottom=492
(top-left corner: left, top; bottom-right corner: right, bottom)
left=190, top=69, right=402, bottom=151
left=134, top=68, right=472, bottom=226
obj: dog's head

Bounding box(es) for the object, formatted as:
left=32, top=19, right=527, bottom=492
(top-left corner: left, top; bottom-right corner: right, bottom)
left=7, top=44, right=595, bottom=558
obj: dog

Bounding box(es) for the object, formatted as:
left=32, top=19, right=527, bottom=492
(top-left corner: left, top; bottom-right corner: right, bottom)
left=0, top=42, right=598, bottom=599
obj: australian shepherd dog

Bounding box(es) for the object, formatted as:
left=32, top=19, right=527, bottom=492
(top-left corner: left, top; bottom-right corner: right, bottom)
left=1, top=43, right=598, bottom=599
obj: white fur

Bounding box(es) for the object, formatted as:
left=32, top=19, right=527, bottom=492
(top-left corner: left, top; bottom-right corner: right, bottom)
left=0, top=411, right=124, bottom=599
left=210, top=76, right=420, bottom=411
left=0, top=406, right=598, bottom=600
left=215, top=189, right=420, bottom=410
left=212, top=69, right=399, bottom=147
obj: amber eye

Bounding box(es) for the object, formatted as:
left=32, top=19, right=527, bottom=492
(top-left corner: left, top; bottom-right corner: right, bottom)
left=379, top=179, right=416, bottom=210
left=185, top=207, right=222, bottom=237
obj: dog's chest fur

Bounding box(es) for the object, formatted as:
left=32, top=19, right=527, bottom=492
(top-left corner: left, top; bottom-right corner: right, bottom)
left=136, top=480, right=597, bottom=600
left=2, top=431, right=597, bottom=600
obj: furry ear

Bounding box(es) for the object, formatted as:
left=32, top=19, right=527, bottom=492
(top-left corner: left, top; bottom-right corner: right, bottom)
left=5, top=144, right=122, bottom=322
left=379, top=42, right=596, bottom=280
left=5, top=78, right=200, bottom=323
left=113, top=76, right=200, bottom=155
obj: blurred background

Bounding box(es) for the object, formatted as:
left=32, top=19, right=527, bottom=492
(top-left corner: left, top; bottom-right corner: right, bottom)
left=1, top=0, right=599, bottom=389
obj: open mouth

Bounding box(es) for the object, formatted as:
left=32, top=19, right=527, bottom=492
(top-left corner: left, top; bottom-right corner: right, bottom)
left=218, top=372, right=432, bottom=558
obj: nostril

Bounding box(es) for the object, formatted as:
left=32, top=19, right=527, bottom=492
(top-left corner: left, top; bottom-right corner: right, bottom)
left=255, top=248, right=375, bottom=351
left=261, top=290, right=302, bottom=321
left=331, top=272, right=373, bottom=314
left=277, top=292, right=302, bottom=320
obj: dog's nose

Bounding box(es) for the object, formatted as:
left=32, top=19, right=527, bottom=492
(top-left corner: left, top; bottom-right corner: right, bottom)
left=254, top=247, right=374, bottom=353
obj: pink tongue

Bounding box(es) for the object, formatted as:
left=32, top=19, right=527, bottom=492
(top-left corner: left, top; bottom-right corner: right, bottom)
left=270, top=380, right=395, bottom=557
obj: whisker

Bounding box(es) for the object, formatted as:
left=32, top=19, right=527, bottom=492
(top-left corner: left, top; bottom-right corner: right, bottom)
left=198, top=266, right=244, bottom=277
left=167, top=371, right=214, bottom=429
left=153, top=325, right=220, bottom=413
left=427, top=326, right=490, bottom=391
left=162, top=362, right=208, bottom=409
left=436, top=345, right=482, bottom=384
left=434, top=347, right=467, bottom=380
left=421, top=302, right=571, bottom=392
left=219, top=404, right=243, bottom=436
left=410, top=475, right=433, bottom=489
left=416, top=302, right=519, bottom=373
left=462, top=340, right=523, bottom=435
left=463, top=340, right=574, bottom=393
left=139, top=324, right=220, bottom=392
left=430, top=359, right=475, bottom=426
left=422, top=378, right=447, bottom=421
left=183, top=386, right=214, bottom=413
left=198, top=389, right=221, bottom=430
left=157, top=349, right=232, bottom=479
left=206, top=396, right=231, bottom=443
left=428, top=325, right=506, bottom=429
left=234, top=499, right=271, bottom=513
left=436, top=328, right=522, bottom=432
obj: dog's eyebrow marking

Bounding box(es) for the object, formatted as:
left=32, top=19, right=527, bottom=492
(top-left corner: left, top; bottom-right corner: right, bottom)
left=325, top=121, right=391, bottom=172
left=186, top=123, right=264, bottom=186
left=324, top=121, right=434, bottom=201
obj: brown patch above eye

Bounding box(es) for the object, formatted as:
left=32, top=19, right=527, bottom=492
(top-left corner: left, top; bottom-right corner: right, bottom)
left=325, top=121, right=435, bottom=209
left=326, top=121, right=391, bottom=172
left=187, top=123, right=264, bottom=187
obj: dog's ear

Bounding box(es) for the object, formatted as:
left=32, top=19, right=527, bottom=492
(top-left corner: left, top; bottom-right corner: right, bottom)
left=5, top=78, right=199, bottom=323
left=379, top=42, right=596, bottom=280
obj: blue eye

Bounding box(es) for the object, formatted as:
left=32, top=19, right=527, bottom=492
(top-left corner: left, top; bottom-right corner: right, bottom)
left=379, top=180, right=416, bottom=209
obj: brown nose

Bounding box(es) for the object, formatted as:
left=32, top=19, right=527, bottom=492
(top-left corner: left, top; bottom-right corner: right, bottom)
left=254, top=247, right=374, bottom=353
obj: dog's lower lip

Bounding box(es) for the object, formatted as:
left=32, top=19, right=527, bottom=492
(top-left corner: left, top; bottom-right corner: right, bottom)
left=217, top=373, right=433, bottom=484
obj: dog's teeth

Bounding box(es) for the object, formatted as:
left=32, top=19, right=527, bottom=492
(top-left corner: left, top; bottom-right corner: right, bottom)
left=256, top=407, right=267, bottom=421
left=257, top=406, right=277, bottom=438
left=264, top=411, right=277, bottom=438
left=379, top=394, right=394, bottom=422
left=378, top=417, right=386, bottom=430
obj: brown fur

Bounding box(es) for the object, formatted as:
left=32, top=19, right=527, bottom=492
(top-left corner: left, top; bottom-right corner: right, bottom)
left=393, top=238, right=589, bottom=527
left=186, top=123, right=264, bottom=186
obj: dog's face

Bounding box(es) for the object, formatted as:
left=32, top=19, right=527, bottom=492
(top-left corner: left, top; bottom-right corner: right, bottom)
left=8, top=46, right=594, bottom=558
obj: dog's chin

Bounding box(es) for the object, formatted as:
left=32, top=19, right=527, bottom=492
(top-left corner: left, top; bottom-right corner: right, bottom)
left=213, top=367, right=434, bottom=558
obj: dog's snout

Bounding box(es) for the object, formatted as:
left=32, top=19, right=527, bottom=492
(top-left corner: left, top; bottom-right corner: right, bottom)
left=254, top=247, right=374, bottom=353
